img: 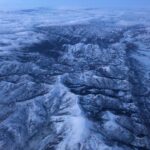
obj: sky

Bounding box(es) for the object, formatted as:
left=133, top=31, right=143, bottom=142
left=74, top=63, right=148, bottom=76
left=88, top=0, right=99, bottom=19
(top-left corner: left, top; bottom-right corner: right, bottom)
left=0, top=0, right=150, bottom=10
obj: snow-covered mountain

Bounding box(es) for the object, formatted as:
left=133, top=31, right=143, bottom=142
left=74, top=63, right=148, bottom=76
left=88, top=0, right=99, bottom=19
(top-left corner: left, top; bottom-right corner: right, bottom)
left=0, top=9, right=150, bottom=150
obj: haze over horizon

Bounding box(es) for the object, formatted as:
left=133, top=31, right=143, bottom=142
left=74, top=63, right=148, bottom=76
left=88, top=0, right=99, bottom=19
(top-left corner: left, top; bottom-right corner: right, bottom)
left=0, top=0, right=150, bottom=10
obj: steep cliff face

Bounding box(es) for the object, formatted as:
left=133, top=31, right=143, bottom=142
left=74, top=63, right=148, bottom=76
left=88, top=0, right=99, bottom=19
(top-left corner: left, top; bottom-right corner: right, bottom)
left=0, top=9, right=150, bottom=150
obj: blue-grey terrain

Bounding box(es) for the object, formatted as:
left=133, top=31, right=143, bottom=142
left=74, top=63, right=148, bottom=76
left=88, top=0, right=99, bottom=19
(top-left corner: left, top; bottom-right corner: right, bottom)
left=0, top=9, right=150, bottom=150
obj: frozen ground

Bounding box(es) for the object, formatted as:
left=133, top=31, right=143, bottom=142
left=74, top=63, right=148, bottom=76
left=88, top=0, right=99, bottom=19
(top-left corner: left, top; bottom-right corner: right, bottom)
left=0, top=8, right=150, bottom=150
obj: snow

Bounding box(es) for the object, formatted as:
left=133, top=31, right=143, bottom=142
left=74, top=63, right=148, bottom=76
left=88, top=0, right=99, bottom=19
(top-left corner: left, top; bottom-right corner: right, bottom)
left=0, top=8, right=150, bottom=57
left=57, top=88, right=90, bottom=149
left=102, top=111, right=118, bottom=130
left=1, top=8, right=150, bottom=150
left=43, top=76, right=92, bottom=149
